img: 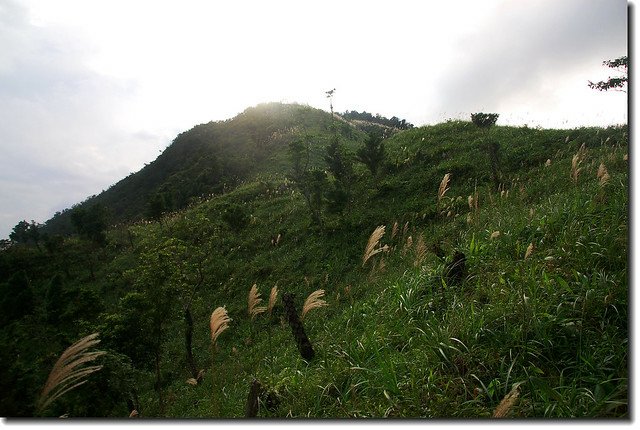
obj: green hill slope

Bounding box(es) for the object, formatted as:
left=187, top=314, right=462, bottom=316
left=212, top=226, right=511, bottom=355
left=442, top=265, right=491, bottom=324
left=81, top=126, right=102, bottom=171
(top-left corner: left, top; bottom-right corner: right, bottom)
left=41, top=102, right=370, bottom=235
left=0, top=110, right=628, bottom=418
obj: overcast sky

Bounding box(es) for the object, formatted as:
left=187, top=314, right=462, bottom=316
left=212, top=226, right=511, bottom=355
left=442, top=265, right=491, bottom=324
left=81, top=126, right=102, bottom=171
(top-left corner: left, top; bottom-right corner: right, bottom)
left=0, top=0, right=628, bottom=239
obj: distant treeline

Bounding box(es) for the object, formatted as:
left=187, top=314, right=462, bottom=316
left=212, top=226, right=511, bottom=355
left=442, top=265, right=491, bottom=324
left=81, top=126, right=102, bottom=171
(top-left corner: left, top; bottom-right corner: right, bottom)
left=341, top=110, right=414, bottom=130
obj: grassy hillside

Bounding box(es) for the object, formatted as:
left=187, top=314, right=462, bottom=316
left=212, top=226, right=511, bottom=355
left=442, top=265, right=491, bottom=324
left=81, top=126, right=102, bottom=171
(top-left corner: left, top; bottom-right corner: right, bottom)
left=0, top=110, right=628, bottom=418
left=41, top=102, right=369, bottom=236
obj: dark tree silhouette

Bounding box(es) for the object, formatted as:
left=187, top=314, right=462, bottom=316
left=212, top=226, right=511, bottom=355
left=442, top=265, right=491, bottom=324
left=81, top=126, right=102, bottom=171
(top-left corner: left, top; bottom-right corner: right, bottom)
left=588, top=56, right=628, bottom=93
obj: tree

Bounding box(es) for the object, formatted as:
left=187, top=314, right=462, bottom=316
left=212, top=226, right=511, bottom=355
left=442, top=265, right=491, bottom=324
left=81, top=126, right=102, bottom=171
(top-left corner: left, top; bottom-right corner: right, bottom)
left=588, top=56, right=628, bottom=93
left=145, top=193, right=168, bottom=221
left=288, top=137, right=327, bottom=226
left=45, top=273, right=65, bottom=324
left=70, top=204, right=108, bottom=247
left=356, top=130, right=386, bottom=179
left=325, top=88, right=336, bottom=117
left=0, top=271, right=34, bottom=325
left=471, top=113, right=501, bottom=191
left=9, top=220, right=41, bottom=250
left=324, top=140, right=354, bottom=214
left=324, top=140, right=354, bottom=185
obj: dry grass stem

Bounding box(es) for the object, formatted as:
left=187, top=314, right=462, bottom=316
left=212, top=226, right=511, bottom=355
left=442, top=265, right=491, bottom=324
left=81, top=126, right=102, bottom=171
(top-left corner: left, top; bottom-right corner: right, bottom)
left=248, top=284, right=267, bottom=320
left=210, top=306, right=231, bottom=344
left=268, top=285, right=279, bottom=315
left=493, top=383, right=522, bottom=418
left=524, top=242, right=534, bottom=259
left=597, top=162, right=610, bottom=186
left=301, top=289, right=328, bottom=320
left=570, top=143, right=587, bottom=184
left=391, top=221, right=399, bottom=239
left=362, top=225, right=389, bottom=267
left=37, top=333, right=106, bottom=413
left=414, top=236, right=427, bottom=267
left=403, top=235, right=413, bottom=254
left=438, top=173, right=451, bottom=202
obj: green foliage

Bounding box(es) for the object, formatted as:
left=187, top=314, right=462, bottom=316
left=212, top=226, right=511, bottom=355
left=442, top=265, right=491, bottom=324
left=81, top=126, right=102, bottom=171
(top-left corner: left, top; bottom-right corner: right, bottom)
left=0, top=105, right=628, bottom=418
left=99, top=292, right=156, bottom=369
left=341, top=110, right=414, bottom=130
left=221, top=203, right=250, bottom=232
left=145, top=193, right=169, bottom=221
left=287, top=137, right=329, bottom=226
left=44, top=273, right=64, bottom=324
left=324, top=140, right=354, bottom=186
left=471, top=113, right=499, bottom=128
left=588, top=56, right=628, bottom=92
left=71, top=204, right=108, bottom=247
left=0, top=271, right=35, bottom=325
left=356, top=130, right=386, bottom=179
left=10, top=220, right=41, bottom=248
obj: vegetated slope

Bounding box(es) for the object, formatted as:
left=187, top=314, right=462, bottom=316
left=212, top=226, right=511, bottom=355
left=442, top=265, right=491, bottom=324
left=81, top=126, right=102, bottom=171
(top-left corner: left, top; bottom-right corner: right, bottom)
left=0, top=116, right=628, bottom=418
left=41, top=102, right=369, bottom=236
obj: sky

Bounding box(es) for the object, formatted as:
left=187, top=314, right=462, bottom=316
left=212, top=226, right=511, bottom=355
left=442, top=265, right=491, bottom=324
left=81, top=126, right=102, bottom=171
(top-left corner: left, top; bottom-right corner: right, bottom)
left=0, top=0, right=629, bottom=239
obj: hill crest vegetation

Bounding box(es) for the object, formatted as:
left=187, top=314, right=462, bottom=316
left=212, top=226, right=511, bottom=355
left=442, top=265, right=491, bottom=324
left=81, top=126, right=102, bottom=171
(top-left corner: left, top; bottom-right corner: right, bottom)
left=0, top=102, right=628, bottom=418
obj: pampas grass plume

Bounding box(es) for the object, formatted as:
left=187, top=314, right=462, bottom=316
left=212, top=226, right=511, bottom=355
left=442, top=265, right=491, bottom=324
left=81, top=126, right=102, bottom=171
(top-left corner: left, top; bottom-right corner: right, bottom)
left=268, top=285, right=279, bottom=315
left=248, top=284, right=267, bottom=320
left=37, top=333, right=106, bottom=413
left=301, top=289, right=328, bottom=320
left=597, top=162, right=610, bottom=186
left=438, top=173, right=451, bottom=202
left=362, top=225, right=389, bottom=267
left=210, top=306, right=231, bottom=344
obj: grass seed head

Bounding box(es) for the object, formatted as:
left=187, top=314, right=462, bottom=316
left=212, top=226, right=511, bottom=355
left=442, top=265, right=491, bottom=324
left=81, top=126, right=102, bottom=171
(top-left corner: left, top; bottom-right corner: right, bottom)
left=438, top=173, right=451, bottom=202
left=248, top=284, right=267, bottom=320
left=363, top=225, right=389, bottom=266
left=301, top=289, right=328, bottom=320
left=37, top=333, right=106, bottom=413
left=525, top=242, right=534, bottom=259
left=597, top=162, right=610, bottom=186
left=210, top=306, right=231, bottom=344
left=268, top=285, right=279, bottom=315
left=414, top=235, right=427, bottom=267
